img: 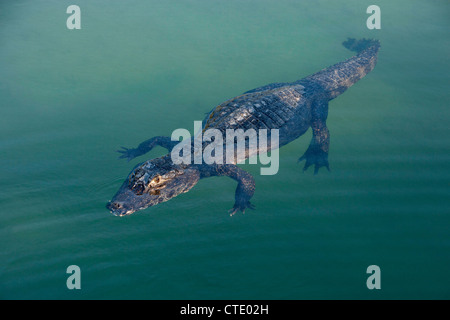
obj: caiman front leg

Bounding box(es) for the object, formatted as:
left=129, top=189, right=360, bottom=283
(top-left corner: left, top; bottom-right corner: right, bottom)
left=299, top=100, right=330, bottom=174
left=117, top=136, right=179, bottom=162
left=202, top=164, right=256, bottom=216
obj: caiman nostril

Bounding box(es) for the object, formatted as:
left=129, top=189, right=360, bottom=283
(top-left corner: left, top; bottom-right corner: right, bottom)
left=112, top=202, right=123, bottom=209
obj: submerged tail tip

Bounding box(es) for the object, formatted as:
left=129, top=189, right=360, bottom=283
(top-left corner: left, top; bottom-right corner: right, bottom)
left=342, top=38, right=380, bottom=53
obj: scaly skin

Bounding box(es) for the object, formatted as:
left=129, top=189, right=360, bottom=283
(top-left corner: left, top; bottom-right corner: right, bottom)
left=108, top=38, right=380, bottom=216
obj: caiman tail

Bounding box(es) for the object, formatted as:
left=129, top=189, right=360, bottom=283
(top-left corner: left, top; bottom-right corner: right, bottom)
left=301, top=38, right=380, bottom=100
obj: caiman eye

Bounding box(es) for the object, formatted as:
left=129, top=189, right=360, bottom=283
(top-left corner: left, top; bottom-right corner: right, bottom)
left=152, top=176, right=161, bottom=184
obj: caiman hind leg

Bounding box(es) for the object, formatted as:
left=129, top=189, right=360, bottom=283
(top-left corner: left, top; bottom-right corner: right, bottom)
left=299, top=100, right=330, bottom=174
left=117, top=136, right=179, bottom=162
left=202, top=164, right=256, bottom=216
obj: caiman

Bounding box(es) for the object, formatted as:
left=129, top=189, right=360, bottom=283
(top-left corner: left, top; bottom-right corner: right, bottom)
left=107, top=38, right=380, bottom=216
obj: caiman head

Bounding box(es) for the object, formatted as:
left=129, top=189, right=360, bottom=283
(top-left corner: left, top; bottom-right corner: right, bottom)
left=107, top=156, right=200, bottom=216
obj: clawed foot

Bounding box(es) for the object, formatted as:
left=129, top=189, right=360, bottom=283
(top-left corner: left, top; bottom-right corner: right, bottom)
left=298, top=147, right=330, bottom=175
left=228, top=201, right=255, bottom=216
left=117, top=147, right=141, bottom=162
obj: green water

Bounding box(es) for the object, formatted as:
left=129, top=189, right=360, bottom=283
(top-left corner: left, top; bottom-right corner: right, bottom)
left=1, top=0, right=449, bottom=299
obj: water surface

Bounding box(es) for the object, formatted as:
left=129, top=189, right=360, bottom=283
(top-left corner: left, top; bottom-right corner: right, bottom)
left=0, top=0, right=449, bottom=299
